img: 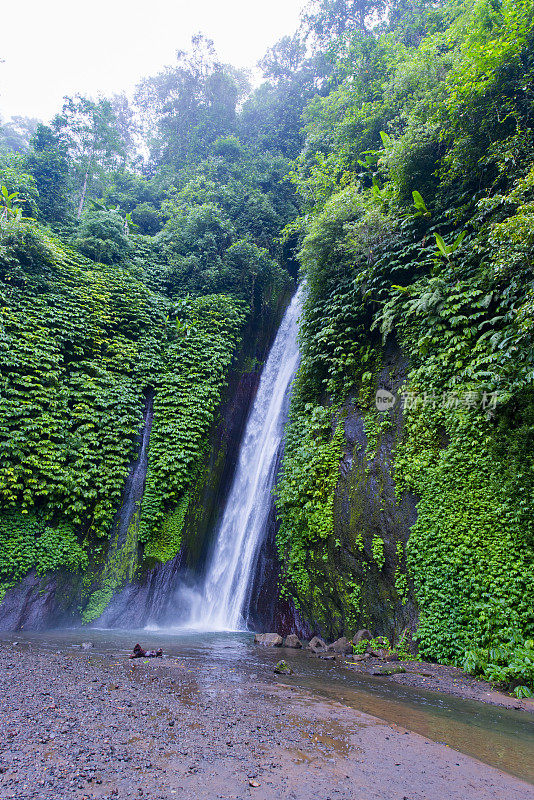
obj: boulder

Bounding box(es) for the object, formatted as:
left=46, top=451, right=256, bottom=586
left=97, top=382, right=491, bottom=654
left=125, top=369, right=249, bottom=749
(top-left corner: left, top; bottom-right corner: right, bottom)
left=307, top=636, right=327, bottom=653
left=274, top=660, right=294, bottom=675
left=350, top=653, right=370, bottom=662
left=369, top=648, right=390, bottom=659
left=327, top=637, right=352, bottom=654
left=370, top=648, right=399, bottom=661
left=353, top=629, right=372, bottom=645
left=81, top=641, right=94, bottom=650
left=283, top=634, right=302, bottom=649
left=254, top=633, right=283, bottom=647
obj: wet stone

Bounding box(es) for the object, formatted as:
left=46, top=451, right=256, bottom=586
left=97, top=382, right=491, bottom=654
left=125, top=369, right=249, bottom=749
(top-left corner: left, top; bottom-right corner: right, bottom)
left=274, top=660, right=293, bottom=675
left=254, top=633, right=283, bottom=647
left=283, top=635, right=302, bottom=649
left=328, top=637, right=353, bottom=655
left=307, top=636, right=327, bottom=653
left=373, top=666, right=406, bottom=676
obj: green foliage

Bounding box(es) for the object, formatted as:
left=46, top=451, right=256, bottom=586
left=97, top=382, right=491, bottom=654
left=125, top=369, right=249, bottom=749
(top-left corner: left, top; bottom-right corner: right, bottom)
left=275, top=402, right=344, bottom=613
left=371, top=535, right=385, bottom=571
left=397, top=405, right=534, bottom=671
left=0, top=117, right=40, bottom=155
left=0, top=20, right=304, bottom=619
left=135, top=34, right=249, bottom=170
left=143, top=494, right=190, bottom=563
left=395, top=629, right=415, bottom=660
left=0, top=26, right=299, bottom=613
left=412, top=190, right=430, bottom=218
left=275, top=0, right=534, bottom=688
left=433, top=230, right=466, bottom=260
left=395, top=542, right=409, bottom=601
left=0, top=217, right=279, bottom=596
left=0, top=224, right=165, bottom=538
left=0, top=157, right=39, bottom=218
left=352, top=635, right=391, bottom=655
left=4, top=0, right=534, bottom=668
left=463, top=637, right=534, bottom=698
left=303, top=0, right=388, bottom=49
left=73, top=210, right=133, bottom=263
left=0, top=510, right=87, bottom=600
left=82, top=506, right=140, bottom=623
left=138, top=295, right=246, bottom=561
left=0, top=185, right=23, bottom=222
left=211, top=135, right=243, bottom=161
left=24, top=124, right=71, bottom=223
left=53, top=95, right=131, bottom=216
left=156, top=147, right=297, bottom=300
left=130, top=202, right=162, bottom=235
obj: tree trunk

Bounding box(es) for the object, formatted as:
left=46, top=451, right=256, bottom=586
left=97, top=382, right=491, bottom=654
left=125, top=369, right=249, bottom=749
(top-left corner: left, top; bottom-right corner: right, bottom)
left=77, top=147, right=94, bottom=218
left=77, top=171, right=89, bottom=218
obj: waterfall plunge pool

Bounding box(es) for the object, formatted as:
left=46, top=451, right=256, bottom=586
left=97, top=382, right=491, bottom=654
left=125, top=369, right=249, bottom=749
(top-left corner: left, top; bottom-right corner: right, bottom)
left=1, top=628, right=533, bottom=784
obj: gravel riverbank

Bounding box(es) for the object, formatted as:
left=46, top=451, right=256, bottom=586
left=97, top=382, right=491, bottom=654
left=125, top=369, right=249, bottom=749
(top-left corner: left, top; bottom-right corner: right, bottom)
left=1, top=641, right=533, bottom=800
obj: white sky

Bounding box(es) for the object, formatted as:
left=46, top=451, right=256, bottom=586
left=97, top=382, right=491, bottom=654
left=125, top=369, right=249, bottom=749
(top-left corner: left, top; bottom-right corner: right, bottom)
left=0, top=0, right=308, bottom=123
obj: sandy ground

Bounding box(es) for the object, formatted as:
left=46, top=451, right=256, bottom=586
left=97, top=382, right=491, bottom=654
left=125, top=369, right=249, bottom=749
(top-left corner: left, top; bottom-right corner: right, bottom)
left=1, top=644, right=533, bottom=800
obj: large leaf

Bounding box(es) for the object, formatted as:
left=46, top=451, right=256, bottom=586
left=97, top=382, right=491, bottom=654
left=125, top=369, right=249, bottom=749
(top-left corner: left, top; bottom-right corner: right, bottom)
left=434, top=233, right=449, bottom=258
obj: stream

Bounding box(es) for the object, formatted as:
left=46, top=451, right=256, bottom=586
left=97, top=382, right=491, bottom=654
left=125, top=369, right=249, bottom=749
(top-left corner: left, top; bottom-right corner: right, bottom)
left=2, top=629, right=533, bottom=784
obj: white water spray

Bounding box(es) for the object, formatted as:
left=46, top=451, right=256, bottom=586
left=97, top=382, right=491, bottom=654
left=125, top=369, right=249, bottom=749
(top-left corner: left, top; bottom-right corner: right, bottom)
left=180, top=289, right=302, bottom=631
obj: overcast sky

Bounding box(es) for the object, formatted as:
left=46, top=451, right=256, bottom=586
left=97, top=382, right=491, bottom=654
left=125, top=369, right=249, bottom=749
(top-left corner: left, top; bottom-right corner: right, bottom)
left=0, top=0, right=307, bottom=123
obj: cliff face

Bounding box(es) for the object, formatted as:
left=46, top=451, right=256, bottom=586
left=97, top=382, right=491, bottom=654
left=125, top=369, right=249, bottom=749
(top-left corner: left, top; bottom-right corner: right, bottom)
left=0, top=375, right=260, bottom=631
left=0, top=293, right=290, bottom=632
left=93, top=366, right=264, bottom=629
left=330, top=344, right=418, bottom=642
left=0, top=343, right=418, bottom=637
left=275, top=340, right=418, bottom=643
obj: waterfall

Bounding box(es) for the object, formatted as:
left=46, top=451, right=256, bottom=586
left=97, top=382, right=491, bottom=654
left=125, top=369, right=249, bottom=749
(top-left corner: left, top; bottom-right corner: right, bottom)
left=179, top=289, right=302, bottom=631
left=115, top=391, right=154, bottom=549
left=88, top=392, right=154, bottom=626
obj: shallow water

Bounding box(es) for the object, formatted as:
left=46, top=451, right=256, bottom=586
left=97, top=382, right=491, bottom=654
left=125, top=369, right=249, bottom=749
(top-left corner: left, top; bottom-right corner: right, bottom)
left=2, top=628, right=533, bottom=783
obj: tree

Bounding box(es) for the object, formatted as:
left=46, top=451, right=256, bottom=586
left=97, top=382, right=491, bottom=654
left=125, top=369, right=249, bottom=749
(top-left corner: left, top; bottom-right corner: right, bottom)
left=0, top=155, right=39, bottom=218
left=24, top=124, right=70, bottom=223
left=53, top=96, right=128, bottom=217
left=74, top=210, right=133, bottom=263
left=109, top=93, right=139, bottom=162
left=302, top=0, right=388, bottom=48
left=258, top=35, right=308, bottom=85
left=0, top=116, right=40, bottom=155
left=241, top=35, right=329, bottom=158
left=385, top=0, right=450, bottom=45
left=135, top=35, right=249, bottom=170
left=130, top=201, right=162, bottom=235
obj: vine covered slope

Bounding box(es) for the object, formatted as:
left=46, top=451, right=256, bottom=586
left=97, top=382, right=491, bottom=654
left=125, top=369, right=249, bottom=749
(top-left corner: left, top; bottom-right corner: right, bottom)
left=275, top=0, right=534, bottom=695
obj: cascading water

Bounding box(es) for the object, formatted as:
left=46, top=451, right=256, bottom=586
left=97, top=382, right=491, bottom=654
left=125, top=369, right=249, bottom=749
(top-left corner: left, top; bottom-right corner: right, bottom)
left=115, top=391, right=154, bottom=549
left=180, top=289, right=303, bottom=631
left=89, top=393, right=154, bottom=626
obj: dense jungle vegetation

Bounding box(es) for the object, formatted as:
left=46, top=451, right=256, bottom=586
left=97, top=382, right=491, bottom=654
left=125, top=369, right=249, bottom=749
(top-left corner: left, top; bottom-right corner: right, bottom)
left=1, top=0, right=533, bottom=693
left=0, top=34, right=299, bottom=618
